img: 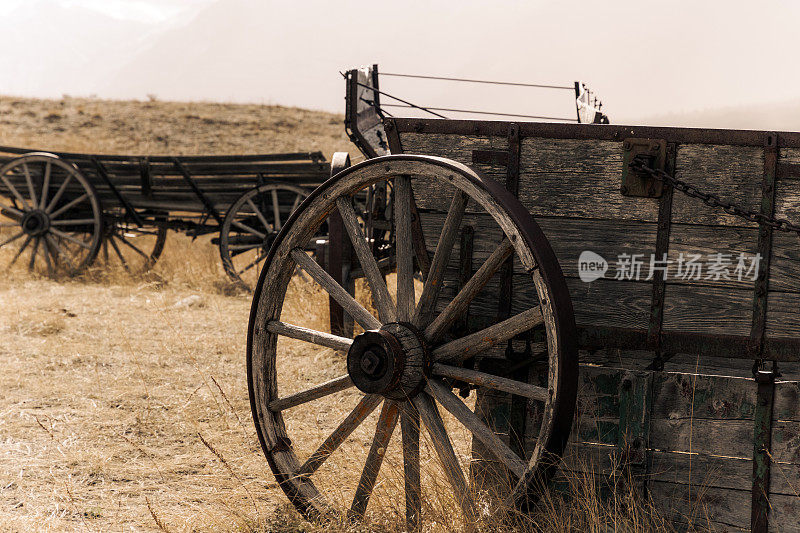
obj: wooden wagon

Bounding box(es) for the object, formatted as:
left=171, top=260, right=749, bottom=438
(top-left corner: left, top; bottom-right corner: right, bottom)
left=0, top=147, right=330, bottom=288
left=244, top=67, right=800, bottom=532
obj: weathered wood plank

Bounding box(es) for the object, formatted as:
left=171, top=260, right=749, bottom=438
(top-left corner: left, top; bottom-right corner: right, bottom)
left=662, top=284, right=753, bottom=336
left=771, top=231, right=800, bottom=293
left=767, top=291, right=800, bottom=339
left=402, top=133, right=507, bottom=212
left=419, top=210, right=659, bottom=279
left=775, top=381, right=800, bottom=422
left=650, top=372, right=756, bottom=421
left=649, top=480, right=751, bottom=530
left=774, top=177, right=800, bottom=226
left=518, top=138, right=660, bottom=222
left=672, top=144, right=763, bottom=227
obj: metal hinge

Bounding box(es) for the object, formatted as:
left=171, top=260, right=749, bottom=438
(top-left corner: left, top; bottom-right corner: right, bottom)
left=621, top=138, right=667, bottom=198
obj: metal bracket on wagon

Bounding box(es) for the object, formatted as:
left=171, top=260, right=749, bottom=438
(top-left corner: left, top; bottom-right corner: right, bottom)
left=621, top=138, right=667, bottom=198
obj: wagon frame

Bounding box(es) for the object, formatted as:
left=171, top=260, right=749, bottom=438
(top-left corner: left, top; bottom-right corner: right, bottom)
left=245, top=67, right=800, bottom=532
left=0, top=146, right=332, bottom=288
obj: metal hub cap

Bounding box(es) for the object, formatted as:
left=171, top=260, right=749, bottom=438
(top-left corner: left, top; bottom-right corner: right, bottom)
left=21, top=210, right=50, bottom=236
left=346, top=322, right=429, bottom=399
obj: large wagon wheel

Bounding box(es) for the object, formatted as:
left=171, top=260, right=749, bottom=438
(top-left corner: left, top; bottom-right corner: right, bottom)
left=0, top=153, right=102, bottom=275
left=100, top=215, right=168, bottom=274
left=219, top=183, right=309, bottom=290
left=248, top=155, right=578, bottom=529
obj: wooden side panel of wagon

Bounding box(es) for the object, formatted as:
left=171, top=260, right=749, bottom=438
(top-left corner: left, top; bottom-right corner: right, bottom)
left=386, top=118, right=800, bottom=532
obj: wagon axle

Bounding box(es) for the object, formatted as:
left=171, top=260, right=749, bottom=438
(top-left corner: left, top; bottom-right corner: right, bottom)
left=346, top=323, right=429, bottom=398
left=21, top=210, right=50, bottom=236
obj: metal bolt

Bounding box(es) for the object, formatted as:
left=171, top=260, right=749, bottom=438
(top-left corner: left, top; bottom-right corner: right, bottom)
left=620, top=185, right=629, bottom=195
left=361, top=350, right=381, bottom=376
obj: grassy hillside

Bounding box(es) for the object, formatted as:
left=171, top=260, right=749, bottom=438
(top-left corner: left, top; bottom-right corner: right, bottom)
left=0, top=95, right=355, bottom=160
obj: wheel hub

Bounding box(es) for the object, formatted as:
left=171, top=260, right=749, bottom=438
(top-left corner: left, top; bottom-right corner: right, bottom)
left=21, top=210, right=50, bottom=236
left=347, top=323, right=429, bottom=399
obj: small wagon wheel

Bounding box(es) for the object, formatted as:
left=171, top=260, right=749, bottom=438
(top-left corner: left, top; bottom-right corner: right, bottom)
left=0, top=153, right=102, bottom=275
left=100, top=215, right=168, bottom=274
left=248, top=155, right=578, bottom=529
left=219, top=183, right=310, bottom=290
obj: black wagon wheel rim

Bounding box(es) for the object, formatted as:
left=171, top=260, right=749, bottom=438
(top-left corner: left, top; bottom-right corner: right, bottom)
left=0, top=153, right=102, bottom=276
left=100, top=216, right=168, bottom=274
left=247, top=155, right=578, bottom=529
left=220, top=183, right=309, bottom=291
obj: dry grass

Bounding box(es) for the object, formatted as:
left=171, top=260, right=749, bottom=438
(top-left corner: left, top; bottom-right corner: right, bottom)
left=0, top=96, right=687, bottom=532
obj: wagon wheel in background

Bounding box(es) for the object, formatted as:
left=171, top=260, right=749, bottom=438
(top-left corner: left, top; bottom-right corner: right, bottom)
left=219, top=183, right=310, bottom=290
left=99, top=216, right=168, bottom=274
left=0, top=153, right=102, bottom=275
left=248, top=155, right=578, bottom=530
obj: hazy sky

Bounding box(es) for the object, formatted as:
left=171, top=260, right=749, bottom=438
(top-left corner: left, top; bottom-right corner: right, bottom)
left=3, top=0, right=800, bottom=128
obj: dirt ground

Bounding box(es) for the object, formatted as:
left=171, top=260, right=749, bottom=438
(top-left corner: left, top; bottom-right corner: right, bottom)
left=0, top=237, right=279, bottom=531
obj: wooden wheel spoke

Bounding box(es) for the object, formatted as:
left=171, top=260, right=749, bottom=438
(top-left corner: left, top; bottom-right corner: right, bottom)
left=49, top=192, right=90, bottom=220
left=116, top=233, right=150, bottom=260
left=291, top=248, right=381, bottom=331
left=108, top=236, right=130, bottom=271
left=46, top=234, right=76, bottom=271
left=45, top=175, right=72, bottom=213
left=0, top=203, right=24, bottom=218
left=433, top=307, right=543, bottom=364
left=228, top=243, right=262, bottom=252
left=27, top=237, right=40, bottom=271
left=336, top=196, right=396, bottom=322
left=50, top=228, right=92, bottom=249
left=432, top=363, right=548, bottom=402
left=245, top=198, right=273, bottom=232
left=50, top=218, right=97, bottom=226
left=266, top=320, right=353, bottom=352
left=413, top=190, right=468, bottom=328
left=271, top=189, right=282, bottom=230
left=426, top=379, right=527, bottom=478
left=232, top=220, right=266, bottom=239
left=39, top=161, right=51, bottom=210
left=413, top=392, right=478, bottom=523
left=268, top=375, right=353, bottom=412
left=424, top=239, right=514, bottom=343
left=350, top=401, right=400, bottom=520
left=42, top=237, right=54, bottom=275
left=236, top=250, right=268, bottom=275
left=9, top=235, right=32, bottom=267
left=22, top=163, right=37, bottom=207
left=1, top=175, right=30, bottom=210
left=0, top=231, right=24, bottom=248
left=289, top=193, right=301, bottom=214
left=298, top=394, right=382, bottom=476
left=400, top=401, right=422, bottom=532
left=395, top=176, right=415, bottom=321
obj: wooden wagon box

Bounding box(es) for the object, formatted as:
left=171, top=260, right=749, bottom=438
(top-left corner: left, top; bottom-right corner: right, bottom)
left=382, top=118, right=800, bottom=531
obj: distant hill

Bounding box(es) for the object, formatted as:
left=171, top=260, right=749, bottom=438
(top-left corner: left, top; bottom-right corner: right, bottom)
left=0, top=95, right=353, bottom=159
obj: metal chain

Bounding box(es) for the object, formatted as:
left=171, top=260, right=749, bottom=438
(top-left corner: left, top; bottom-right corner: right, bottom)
left=630, top=155, right=800, bottom=236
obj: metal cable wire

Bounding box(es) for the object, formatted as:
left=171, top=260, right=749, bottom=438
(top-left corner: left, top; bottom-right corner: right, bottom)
left=353, top=80, right=447, bottom=119
left=381, top=103, right=577, bottom=122
left=380, top=72, right=574, bottom=90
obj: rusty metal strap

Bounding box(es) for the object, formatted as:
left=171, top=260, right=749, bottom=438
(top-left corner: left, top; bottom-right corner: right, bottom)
left=171, top=157, right=223, bottom=225
left=91, top=157, right=145, bottom=227
left=749, top=133, right=780, bottom=533
left=646, top=144, right=676, bottom=370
